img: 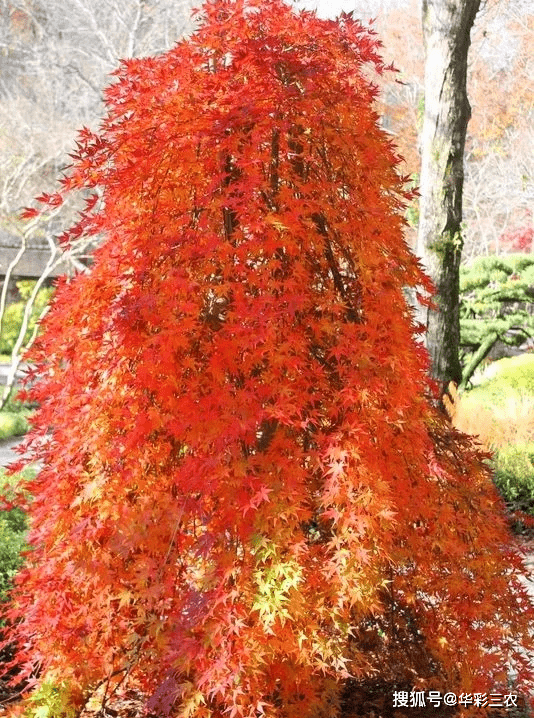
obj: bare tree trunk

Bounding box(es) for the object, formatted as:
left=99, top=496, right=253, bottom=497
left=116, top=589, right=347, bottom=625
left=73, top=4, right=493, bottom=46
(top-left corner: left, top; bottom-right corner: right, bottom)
left=417, top=0, right=481, bottom=389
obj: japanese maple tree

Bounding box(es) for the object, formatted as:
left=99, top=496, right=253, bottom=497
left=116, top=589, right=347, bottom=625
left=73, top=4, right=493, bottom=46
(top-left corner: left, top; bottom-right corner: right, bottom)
left=498, top=225, right=534, bottom=253
left=2, top=0, right=534, bottom=716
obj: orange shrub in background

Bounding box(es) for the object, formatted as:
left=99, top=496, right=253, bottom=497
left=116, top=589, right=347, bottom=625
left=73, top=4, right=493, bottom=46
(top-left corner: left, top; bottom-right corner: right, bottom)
left=444, top=382, right=534, bottom=451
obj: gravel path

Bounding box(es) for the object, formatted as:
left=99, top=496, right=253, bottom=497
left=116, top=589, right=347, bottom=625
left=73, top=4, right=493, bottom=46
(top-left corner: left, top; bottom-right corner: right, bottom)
left=0, top=436, right=27, bottom=468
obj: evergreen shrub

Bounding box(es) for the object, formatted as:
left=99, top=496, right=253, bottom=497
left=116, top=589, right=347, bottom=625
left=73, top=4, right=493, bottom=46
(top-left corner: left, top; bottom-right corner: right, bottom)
left=0, top=471, right=29, bottom=603
left=459, top=255, right=534, bottom=386
left=0, top=413, right=29, bottom=440
left=493, top=443, right=534, bottom=516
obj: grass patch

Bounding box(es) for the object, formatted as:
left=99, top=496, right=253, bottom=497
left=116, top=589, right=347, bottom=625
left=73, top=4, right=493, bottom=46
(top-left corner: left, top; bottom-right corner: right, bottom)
left=493, top=442, right=534, bottom=515
left=466, top=353, right=534, bottom=406
left=448, top=354, right=534, bottom=518
left=0, top=467, right=34, bottom=603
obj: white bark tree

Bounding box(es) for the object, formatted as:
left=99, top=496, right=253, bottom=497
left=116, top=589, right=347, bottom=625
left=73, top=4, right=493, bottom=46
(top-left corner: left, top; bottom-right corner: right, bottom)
left=0, top=0, right=532, bottom=404
left=0, top=0, right=198, bottom=408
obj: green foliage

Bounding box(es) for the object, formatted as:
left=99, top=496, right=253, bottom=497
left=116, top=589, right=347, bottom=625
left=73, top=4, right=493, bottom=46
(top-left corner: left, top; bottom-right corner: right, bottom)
left=0, top=514, right=27, bottom=602
left=0, top=412, right=29, bottom=440
left=452, top=355, right=534, bottom=517
left=522, top=263, right=534, bottom=285
left=468, top=354, right=534, bottom=405
left=0, top=470, right=30, bottom=603
left=493, top=442, right=534, bottom=516
left=459, top=254, right=534, bottom=386
left=487, top=352, right=534, bottom=383
left=0, top=281, right=54, bottom=356
left=21, top=679, right=78, bottom=718
left=506, top=255, right=534, bottom=274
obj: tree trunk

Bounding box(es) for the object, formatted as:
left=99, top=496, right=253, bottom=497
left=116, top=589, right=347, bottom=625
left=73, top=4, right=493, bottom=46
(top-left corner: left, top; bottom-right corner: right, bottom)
left=417, top=0, right=481, bottom=388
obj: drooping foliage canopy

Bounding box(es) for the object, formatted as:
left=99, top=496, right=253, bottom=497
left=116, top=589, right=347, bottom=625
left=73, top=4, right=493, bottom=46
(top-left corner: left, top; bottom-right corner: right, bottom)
left=2, top=0, right=533, bottom=716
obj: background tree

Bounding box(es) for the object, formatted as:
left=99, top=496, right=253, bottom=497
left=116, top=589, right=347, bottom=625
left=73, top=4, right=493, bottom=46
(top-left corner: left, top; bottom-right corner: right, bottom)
left=0, top=0, right=198, bottom=403
left=460, top=0, right=533, bottom=260
left=1, top=1, right=533, bottom=716
left=1, top=0, right=532, bottom=392
left=459, top=254, right=534, bottom=388
left=416, top=0, right=482, bottom=387
left=359, top=0, right=533, bottom=263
